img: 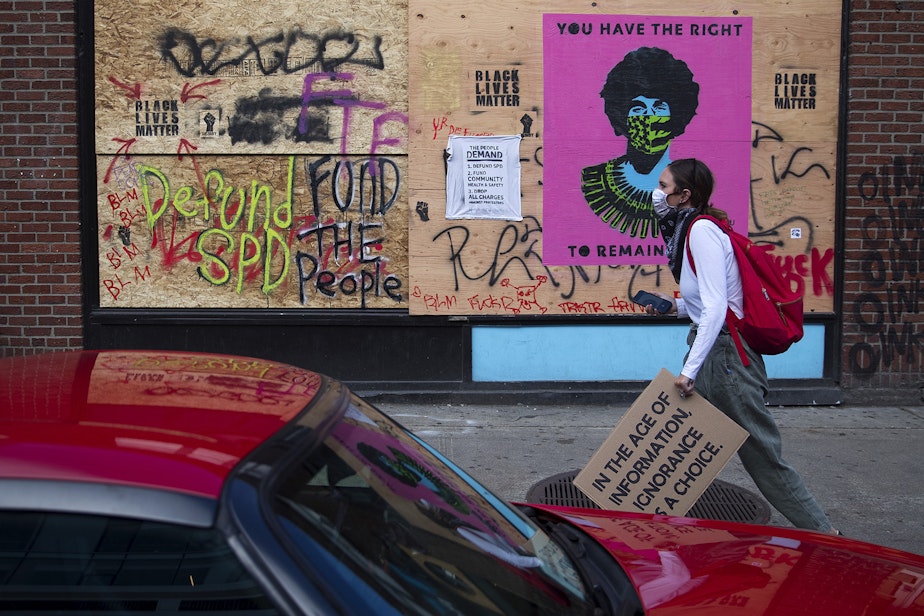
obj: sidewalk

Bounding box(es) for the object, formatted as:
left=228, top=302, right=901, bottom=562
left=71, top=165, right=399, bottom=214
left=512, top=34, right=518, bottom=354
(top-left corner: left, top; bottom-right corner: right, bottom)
left=379, top=401, right=924, bottom=556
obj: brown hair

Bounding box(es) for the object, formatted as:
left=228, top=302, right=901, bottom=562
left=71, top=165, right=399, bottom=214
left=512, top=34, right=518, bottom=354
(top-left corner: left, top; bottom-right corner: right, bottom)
left=667, top=158, right=728, bottom=220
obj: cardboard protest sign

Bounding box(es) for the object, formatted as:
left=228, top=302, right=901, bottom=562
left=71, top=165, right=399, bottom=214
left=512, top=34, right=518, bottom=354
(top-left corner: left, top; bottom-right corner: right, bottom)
left=574, top=368, right=749, bottom=516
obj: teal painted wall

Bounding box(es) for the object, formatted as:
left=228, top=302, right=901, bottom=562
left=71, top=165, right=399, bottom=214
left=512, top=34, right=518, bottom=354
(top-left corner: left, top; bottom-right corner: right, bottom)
left=472, top=324, right=825, bottom=381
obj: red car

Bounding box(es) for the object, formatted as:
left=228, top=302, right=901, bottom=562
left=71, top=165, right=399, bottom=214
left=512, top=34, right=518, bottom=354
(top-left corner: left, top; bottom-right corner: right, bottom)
left=0, top=350, right=921, bottom=615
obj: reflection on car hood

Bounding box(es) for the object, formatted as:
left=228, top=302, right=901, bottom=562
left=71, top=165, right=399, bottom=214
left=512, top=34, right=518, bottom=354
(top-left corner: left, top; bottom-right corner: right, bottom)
left=527, top=504, right=924, bottom=615
left=0, top=350, right=324, bottom=498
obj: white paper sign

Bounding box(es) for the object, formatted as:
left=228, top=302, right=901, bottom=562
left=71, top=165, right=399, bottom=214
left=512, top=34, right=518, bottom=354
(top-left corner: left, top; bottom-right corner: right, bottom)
left=445, top=135, right=522, bottom=220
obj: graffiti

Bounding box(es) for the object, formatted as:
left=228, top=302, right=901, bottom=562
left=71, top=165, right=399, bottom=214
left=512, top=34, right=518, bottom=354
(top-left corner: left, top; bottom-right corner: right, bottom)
left=100, top=185, right=151, bottom=300
left=413, top=278, right=552, bottom=316
left=607, top=296, right=648, bottom=314
left=431, top=116, right=494, bottom=141
left=424, top=209, right=833, bottom=310
left=94, top=11, right=410, bottom=310
left=101, top=239, right=152, bottom=302
left=411, top=287, right=457, bottom=312
left=108, top=158, right=143, bottom=192
left=500, top=275, right=548, bottom=314
left=414, top=285, right=659, bottom=316
left=104, top=138, right=138, bottom=185
left=295, top=252, right=401, bottom=307
left=473, top=68, right=521, bottom=107
left=145, top=158, right=290, bottom=245
left=305, top=155, right=400, bottom=217
left=181, top=80, right=222, bottom=103
left=158, top=27, right=385, bottom=77
left=775, top=248, right=835, bottom=297
left=773, top=72, right=817, bottom=110
left=432, top=216, right=546, bottom=291
left=101, top=251, right=153, bottom=301
left=769, top=146, right=830, bottom=184
left=135, top=99, right=180, bottom=137
left=107, top=187, right=146, bottom=229
left=295, top=217, right=403, bottom=308
left=228, top=89, right=301, bottom=145
left=519, top=113, right=533, bottom=137
left=291, top=153, right=405, bottom=305
left=295, top=153, right=405, bottom=306
left=848, top=152, right=924, bottom=374
left=101, top=154, right=405, bottom=307
left=108, top=76, right=141, bottom=100
left=415, top=201, right=429, bottom=221
left=420, top=214, right=646, bottom=312
left=117, top=225, right=132, bottom=246
left=148, top=211, right=206, bottom=272
left=137, top=158, right=294, bottom=293
left=750, top=121, right=831, bottom=232
left=413, top=117, right=836, bottom=316
left=857, top=153, right=924, bottom=208
left=228, top=71, right=408, bottom=150
left=102, top=272, right=132, bottom=301
left=559, top=301, right=606, bottom=314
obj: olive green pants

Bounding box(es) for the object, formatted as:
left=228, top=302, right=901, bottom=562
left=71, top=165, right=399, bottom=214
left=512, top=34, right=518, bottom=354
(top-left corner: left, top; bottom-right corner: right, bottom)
left=688, top=327, right=832, bottom=531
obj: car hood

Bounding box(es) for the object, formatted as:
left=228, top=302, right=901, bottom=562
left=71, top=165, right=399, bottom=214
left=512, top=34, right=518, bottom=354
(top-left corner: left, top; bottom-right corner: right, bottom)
left=527, top=504, right=924, bottom=615
left=0, top=350, right=326, bottom=499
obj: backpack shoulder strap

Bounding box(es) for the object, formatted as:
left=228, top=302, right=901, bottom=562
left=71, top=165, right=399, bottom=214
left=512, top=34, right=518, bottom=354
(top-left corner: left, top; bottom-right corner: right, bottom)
left=684, top=214, right=725, bottom=275
left=683, top=214, right=751, bottom=366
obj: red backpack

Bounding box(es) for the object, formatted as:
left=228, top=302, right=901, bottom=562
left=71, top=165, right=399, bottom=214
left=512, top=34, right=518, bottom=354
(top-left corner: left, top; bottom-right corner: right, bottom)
left=685, top=215, right=804, bottom=366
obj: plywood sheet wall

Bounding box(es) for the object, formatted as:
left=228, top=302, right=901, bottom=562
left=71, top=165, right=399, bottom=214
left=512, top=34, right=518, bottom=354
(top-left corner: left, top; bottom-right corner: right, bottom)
left=98, top=153, right=407, bottom=308
left=95, top=0, right=409, bottom=309
left=408, top=0, right=841, bottom=316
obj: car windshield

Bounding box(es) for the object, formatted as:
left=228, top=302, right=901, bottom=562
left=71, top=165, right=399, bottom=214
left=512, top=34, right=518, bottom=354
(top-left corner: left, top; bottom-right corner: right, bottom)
left=269, top=395, right=595, bottom=615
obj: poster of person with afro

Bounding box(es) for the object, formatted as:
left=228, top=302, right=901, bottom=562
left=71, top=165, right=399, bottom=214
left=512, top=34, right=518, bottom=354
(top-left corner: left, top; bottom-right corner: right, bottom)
left=542, top=15, right=753, bottom=266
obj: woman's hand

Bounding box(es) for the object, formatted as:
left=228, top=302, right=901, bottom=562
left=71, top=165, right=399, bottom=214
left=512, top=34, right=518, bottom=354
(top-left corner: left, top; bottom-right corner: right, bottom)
left=675, top=374, right=695, bottom=398
left=642, top=291, right=677, bottom=315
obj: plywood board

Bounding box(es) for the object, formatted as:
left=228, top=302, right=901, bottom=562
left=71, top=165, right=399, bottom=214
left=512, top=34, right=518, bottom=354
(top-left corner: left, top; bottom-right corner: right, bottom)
left=97, top=153, right=408, bottom=309
left=95, top=0, right=408, bottom=156
left=94, top=0, right=410, bottom=310
left=408, top=0, right=841, bottom=316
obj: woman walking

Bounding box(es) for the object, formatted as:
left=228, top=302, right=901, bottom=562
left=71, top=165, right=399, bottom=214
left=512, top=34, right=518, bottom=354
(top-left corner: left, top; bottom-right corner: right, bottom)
left=643, top=158, right=839, bottom=535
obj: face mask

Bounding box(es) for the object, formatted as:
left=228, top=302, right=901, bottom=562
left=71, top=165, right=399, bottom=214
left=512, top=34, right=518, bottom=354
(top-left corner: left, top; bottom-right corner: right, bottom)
left=627, top=115, right=672, bottom=154
left=651, top=188, right=672, bottom=218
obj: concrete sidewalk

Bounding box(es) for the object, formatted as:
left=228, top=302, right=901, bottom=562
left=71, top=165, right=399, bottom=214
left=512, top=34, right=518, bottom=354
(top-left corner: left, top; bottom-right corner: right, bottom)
left=379, top=401, right=924, bottom=556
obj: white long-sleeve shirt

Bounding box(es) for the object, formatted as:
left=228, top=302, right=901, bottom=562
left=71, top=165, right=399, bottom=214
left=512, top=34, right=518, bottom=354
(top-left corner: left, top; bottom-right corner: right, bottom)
left=675, top=218, right=743, bottom=380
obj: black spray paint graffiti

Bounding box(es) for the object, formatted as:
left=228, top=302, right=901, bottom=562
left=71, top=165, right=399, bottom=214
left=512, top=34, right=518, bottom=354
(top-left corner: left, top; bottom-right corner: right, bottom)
left=294, top=156, right=403, bottom=308
left=749, top=121, right=828, bottom=245
left=748, top=121, right=836, bottom=300
left=427, top=212, right=688, bottom=312
left=848, top=152, right=924, bottom=375
left=427, top=119, right=836, bottom=306
left=158, top=27, right=385, bottom=77
left=224, top=72, right=406, bottom=150
left=432, top=215, right=608, bottom=301
left=156, top=26, right=401, bottom=149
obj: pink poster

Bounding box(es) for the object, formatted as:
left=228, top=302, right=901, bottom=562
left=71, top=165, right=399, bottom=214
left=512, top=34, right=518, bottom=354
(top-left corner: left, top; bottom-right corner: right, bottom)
left=542, top=15, right=753, bottom=265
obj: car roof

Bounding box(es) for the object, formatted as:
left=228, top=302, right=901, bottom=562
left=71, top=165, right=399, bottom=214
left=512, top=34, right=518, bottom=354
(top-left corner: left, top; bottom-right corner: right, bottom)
left=0, top=350, right=325, bottom=502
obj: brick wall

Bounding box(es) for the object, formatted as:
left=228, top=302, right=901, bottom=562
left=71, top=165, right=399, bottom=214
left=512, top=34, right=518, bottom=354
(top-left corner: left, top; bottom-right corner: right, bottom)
left=0, top=2, right=82, bottom=355
left=1, top=2, right=922, bottom=401
left=840, top=0, right=923, bottom=400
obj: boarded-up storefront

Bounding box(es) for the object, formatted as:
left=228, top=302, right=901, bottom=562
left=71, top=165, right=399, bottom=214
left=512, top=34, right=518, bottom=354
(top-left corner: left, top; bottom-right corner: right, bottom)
left=84, top=0, right=843, bottom=399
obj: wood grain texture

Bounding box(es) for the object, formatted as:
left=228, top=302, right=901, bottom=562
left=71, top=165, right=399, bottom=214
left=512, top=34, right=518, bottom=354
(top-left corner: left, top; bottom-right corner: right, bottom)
left=94, top=0, right=410, bottom=309
left=408, top=0, right=841, bottom=316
